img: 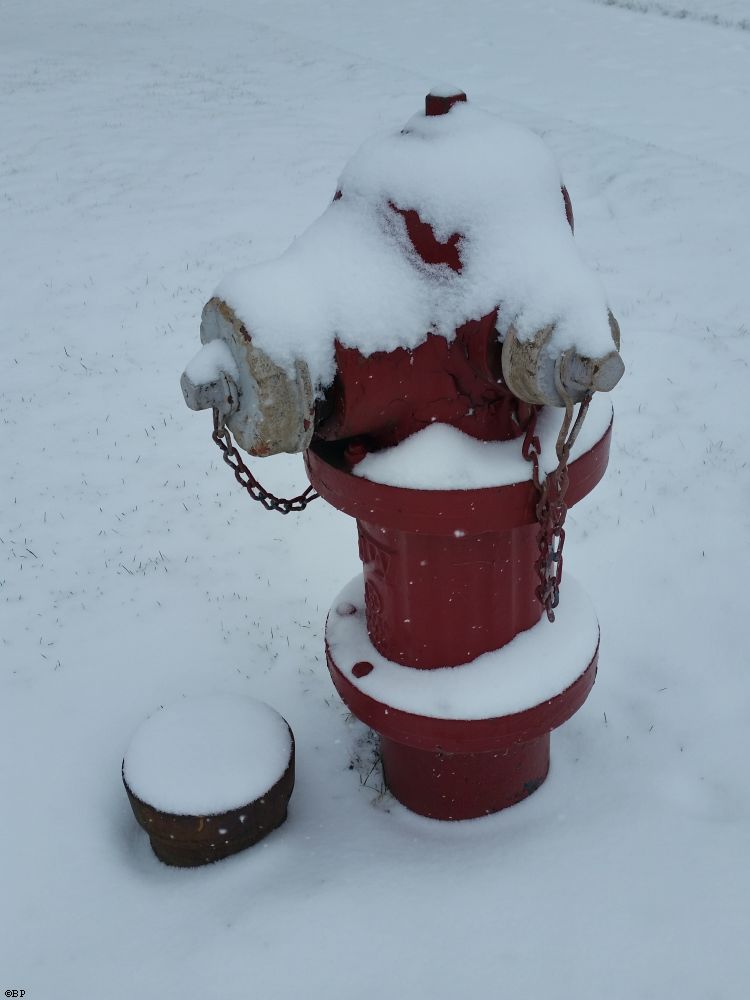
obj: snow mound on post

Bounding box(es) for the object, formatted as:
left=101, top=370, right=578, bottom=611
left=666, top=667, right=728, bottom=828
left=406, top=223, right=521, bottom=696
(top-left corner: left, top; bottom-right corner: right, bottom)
left=123, top=695, right=293, bottom=816
left=216, top=101, right=613, bottom=390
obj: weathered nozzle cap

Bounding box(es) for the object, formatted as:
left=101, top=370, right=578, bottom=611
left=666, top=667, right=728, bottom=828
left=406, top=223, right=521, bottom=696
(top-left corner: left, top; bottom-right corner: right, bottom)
left=501, top=312, right=624, bottom=407
left=180, top=298, right=315, bottom=457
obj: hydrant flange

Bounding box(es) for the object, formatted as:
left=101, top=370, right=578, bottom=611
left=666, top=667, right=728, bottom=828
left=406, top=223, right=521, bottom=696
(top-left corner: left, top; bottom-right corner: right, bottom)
left=325, top=577, right=598, bottom=819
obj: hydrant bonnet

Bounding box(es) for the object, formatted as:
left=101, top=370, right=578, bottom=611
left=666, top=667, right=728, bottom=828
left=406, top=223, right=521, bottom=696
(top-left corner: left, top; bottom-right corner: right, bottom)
left=182, top=91, right=623, bottom=457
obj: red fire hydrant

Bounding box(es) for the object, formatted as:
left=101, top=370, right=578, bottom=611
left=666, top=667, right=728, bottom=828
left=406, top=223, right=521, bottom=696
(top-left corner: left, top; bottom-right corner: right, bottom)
left=181, top=90, right=624, bottom=820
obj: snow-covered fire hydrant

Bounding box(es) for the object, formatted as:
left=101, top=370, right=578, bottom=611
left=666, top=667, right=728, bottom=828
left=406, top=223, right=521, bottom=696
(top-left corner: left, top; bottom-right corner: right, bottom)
left=181, top=90, right=624, bottom=820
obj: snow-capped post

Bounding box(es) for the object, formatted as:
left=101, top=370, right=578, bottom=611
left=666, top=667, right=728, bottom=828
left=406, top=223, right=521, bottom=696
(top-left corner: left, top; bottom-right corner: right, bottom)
left=123, top=697, right=295, bottom=866
left=181, top=89, right=624, bottom=819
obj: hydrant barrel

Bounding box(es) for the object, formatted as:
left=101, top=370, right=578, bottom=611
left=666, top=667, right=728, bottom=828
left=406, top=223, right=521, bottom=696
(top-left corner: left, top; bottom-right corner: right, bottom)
left=306, top=414, right=611, bottom=820
left=357, top=521, right=540, bottom=668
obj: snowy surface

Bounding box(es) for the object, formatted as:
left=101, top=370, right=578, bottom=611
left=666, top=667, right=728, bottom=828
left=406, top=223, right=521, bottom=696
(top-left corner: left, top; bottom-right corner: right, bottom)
left=354, top=394, right=613, bottom=488
left=2, top=1, right=750, bottom=998
left=327, top=576, right=598, bottom=718
left=217, top=99, right=615, bottom=388
left=123, top=695, right=292, bottom=815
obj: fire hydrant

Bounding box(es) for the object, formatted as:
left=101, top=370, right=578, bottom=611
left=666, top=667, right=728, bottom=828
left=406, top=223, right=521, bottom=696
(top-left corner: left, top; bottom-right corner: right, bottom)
left=181, top=90, right=624, bottom=820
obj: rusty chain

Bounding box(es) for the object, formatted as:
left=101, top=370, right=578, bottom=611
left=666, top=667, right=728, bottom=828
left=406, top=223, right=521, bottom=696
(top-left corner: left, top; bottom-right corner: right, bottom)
left=211, top=409, right=319, bottom=514
left=521, top=353, right=592, bottom=622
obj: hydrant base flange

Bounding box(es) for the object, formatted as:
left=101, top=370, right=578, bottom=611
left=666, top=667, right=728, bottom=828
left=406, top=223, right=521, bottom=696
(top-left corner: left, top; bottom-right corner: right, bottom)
left=325, top=575, right=599, bottom=819
left=379, top=733, right=551, bottom=820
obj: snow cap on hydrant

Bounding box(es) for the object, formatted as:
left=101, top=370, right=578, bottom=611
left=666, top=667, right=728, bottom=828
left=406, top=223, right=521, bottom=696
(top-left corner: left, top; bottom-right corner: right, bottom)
left=180, top=91, right=624, bottom=821
left=181, top=88, right=623, bottom=454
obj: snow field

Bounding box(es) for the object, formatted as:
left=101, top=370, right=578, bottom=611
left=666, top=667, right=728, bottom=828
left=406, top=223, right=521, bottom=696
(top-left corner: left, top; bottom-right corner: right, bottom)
left=1, top=1, right=749, bottom=998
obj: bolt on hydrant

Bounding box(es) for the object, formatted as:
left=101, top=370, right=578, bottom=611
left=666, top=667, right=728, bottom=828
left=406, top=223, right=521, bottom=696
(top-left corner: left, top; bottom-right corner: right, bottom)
left=181, top=89, right=624, bottom=820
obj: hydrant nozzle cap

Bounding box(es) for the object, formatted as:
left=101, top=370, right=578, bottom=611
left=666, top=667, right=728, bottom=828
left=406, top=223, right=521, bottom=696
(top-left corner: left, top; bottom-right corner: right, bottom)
left=425, top=87, right=467, bottom=116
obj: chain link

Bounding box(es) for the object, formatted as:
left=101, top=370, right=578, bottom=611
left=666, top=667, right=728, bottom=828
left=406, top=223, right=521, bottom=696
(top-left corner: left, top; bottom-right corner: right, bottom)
left=521, top=358, right=592, bottom=622
left=211, top=409, right=319, bottom=514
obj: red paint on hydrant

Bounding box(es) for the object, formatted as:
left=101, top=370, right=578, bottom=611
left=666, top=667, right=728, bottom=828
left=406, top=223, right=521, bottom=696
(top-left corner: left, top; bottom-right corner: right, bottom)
left=303, top=90, right=611, bottom=820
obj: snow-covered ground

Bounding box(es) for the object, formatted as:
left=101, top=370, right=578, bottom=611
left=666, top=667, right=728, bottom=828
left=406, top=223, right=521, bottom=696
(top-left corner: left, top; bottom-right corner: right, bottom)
left=2, top=0, right=749, bottom=996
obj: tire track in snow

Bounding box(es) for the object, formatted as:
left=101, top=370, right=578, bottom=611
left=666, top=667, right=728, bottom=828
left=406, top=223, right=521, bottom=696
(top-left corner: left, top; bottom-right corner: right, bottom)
left=241, top=10, right=750, bottom=182
left=589, top=0, right=750, bottom=32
